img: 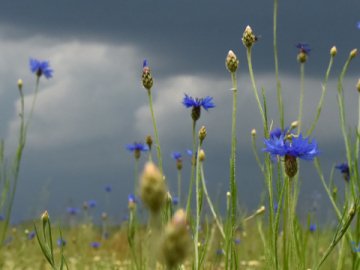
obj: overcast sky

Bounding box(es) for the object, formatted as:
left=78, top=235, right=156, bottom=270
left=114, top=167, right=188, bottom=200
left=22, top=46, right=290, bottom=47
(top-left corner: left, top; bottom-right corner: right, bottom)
left=0, top=1, right=359, bottom=224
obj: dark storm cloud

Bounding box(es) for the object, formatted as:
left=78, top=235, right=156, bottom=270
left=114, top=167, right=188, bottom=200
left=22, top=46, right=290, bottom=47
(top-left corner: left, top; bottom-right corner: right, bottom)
left=1, top=1, right=359, bottom=77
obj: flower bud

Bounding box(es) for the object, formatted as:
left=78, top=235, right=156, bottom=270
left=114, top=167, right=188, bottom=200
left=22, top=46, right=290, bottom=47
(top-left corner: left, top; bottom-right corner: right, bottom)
left=330, top=46, right=337, bottom=57
left=290, top=121, right=299, bottom=129
left=101, top=212, right=108, bottom=221
left=140, top=162, right=167, bottom=213
left=356, top=79, right=360, bottom=93
left=199, top=149, right=205, bottom=162
left=17, top=79, right=23, bottom=91
left=199, top=126, right=207, bottom=144
left=242, top=26, right=257, bottom=48
left=160, top=209, right=191, bottom=268
left=145, top=135, right=153, bottom=150
left=251, top=129, right=256, bottom=137
left=350, top=49, right=358, bottom=60
left=297, top=52, right=307, bottom=63
left=226, top=50, right=239, bottom=73
left=142, top=59, right=153, bottom=91
left=41, top=210, right=49, bottom=224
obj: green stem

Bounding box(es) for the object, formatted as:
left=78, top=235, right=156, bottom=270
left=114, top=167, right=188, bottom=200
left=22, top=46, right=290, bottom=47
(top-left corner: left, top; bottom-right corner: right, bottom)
left=194, top=142, right=202, bottom=270
left=356, top=93, right=360, bottom=162
left=147, top=90, right=163, bottom=174
left=273, top=0, right=284, bottom=129
left=200, top=162, right=225, bottom=239
left=186, top=120, right=197, bottom=217
left=306, top=55, right=334, bottom=136
left=297, top=63, right=305, bottom=134
left=177, top=170, right=182, bottom=206
left=246, top=48, right=266, bottom=126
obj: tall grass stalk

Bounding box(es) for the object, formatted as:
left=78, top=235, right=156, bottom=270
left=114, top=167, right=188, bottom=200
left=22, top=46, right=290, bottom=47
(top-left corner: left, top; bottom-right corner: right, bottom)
left=297, top=63, right=305, bottom=134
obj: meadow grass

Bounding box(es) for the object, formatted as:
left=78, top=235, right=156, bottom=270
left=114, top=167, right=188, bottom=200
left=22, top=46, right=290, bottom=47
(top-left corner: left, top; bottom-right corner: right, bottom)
left=0, top=1, right=360, bottom=269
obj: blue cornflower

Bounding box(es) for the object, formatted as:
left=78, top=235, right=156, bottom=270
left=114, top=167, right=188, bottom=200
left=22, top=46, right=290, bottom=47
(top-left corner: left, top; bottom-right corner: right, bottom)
left=104, top=184, right=112, bottom=193
left=87, top=200, right=97, bottom=208
left=126, top=142, right=149, bottom=159
left=296, top=43, right=311, bottom=55
left=67, top=207, right=80, bottom=215
left=28, top=231, right=36, bottom=240
left=264, top=128, right=319, bottom=177
left=171, top=152, right=182, bottom=161
left=309, top=224, right=317, bottom=232
left=128, top=194, right=137, bottom=204
left=172, top=196, right=179, bottom=206
left=57, top=238, right=66, bottom=247
left=29, top=58, right=53, bottom=79
left=263, top=130, right=319, bottom=161
left=335, top=162, right=350, bottom=182
left=357, top=21, right=360, bottom=30
left=90, top=241, right=101, bottom=249
left=182, top=94, right=215, bottom=121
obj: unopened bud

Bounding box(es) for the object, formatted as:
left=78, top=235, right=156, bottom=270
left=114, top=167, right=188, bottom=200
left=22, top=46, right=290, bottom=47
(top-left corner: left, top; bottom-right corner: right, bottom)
left=285, top=155, right=298, bottom=178
left=145, top=135, right=153, bottom=150
left=41, top=210, right=49, bottom=223
left=356, top=79, right=360, bottom=93
left=140, top=162, right=167, bottom=213
left=255, top=206, right=266, bottom=215
left=297, top=52, right=307, bottom=63
left=291, top=121, right=299, bottom=129
left=226, top=50, right=239, bottom=73
left=242, top=25, right=257, bottom=48
left=101, top=212, right=108, bottom=220
left=199, top=126, right=207, bottom=144
left=251, top=129, right=256, bottom=137
left=330, top=46, right=337, bottom=57
left=199, top=149, right=205, bottom=162
left=350, top=49, right=358, bottom=60
left=142, top=59, right=153, bottom=91
left=17, top=79, right=23, bottom=91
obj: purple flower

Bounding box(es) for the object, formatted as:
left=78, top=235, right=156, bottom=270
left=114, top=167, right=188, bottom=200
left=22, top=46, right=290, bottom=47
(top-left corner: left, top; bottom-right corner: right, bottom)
left=28, top=231, right=36, bottom=240
left=104, top=185, right=112, bottom=193
left=172, top=196, right=179, bottom=206
left=67, top=207, right=80, bottom=215
left=171, top=152, right=182, bottom=161
left=57, top=238, right=66, bottom=247
left=29, top=58, right=53, bottom=79
left=296, top=43, right=311, bottom=55
left=90, top=241, right=101, bottom=249
left=335, top=162, right=350, bottom=182
left=182, top=94, right=215, bottom=111
left=357, top=21, right=360, bottom=30
left=309, top=224, right=316, bottom=232
left=128, top=194, right=137, bottom=204
left=126, top=142, right=149, bottom=152
left=87, top=200, right=97, bottom=208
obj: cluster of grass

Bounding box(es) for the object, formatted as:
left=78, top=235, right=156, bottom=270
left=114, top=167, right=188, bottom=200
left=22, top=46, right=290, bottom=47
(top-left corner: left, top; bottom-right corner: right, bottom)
left=1, top=1, right=360, bottom=269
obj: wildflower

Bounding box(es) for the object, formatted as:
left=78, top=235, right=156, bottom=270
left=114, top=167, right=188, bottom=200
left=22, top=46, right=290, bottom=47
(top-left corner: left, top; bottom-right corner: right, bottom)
left=225, top=50, right=239, bottom=73
left=335, top=162, right=350, bottom=182
left=171, top=152, right=183, bottom=170
left=309, top=224, right=316, bottom=232
left=104, top=184, right=112, bottom=193
left=67, top=207, right=80, bottom=215
left=29, top=58, right=53, bottom=79
left=57, top=238, right=66, bottom=247
left=296, top=43, right=311, bottom=63
left=126, top=142, right=149, bottom=159
left=27, top=231, right=36, bottom=240
left=87, top=200, right=97, bottom=208
left=142, top=59, right=153, bottom=91
left=234, top=239, right=241, bottom=245
left=330, top=46, right=337, bottom=57
left=357, top=21, right=360, bottom=29
left=90, top=242, right=101, bottom=249
left=263, top=127, right=319, bottom=177
left=172, top=196, right=179, bottom=206
left=182, top=94, right=215, bottom=122
left=128, top=194, right=137, bottom=210
left=242, top=25, right=257, bottom=48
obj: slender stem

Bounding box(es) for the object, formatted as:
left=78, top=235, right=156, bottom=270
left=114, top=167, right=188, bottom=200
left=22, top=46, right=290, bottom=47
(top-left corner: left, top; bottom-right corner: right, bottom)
left=177, top=170, right=182, bottom=206
left=356, top=93, right=360, bottom=162
left=273, top=0, right=284, bottom=129
left=134, top=159, right=139, bottom=195
left=186, top=120, right=197, bottom=217
left=246, top=48, right=266, bottom=126
left=200, top=162, right=225, bottom=239
left=306, top=55, right=334, bottom=136
left=194, top=142, right=202, bottom=270
left=251, top=134, right=265, bottom=175
left=147, top=90, right=163, bottom=173
left=297, top=63, right=305, bottom=134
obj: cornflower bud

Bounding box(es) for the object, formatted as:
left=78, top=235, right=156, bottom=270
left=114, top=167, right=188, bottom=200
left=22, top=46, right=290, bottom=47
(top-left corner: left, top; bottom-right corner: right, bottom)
left=330, top=46, right=337, bottom=57
left=17, top=79, right=23, bottom=91
left=41, top=210, right=49, bottom=224
left=160, top=209, right=190, bottom=268
left=142, top=59, right=153, bottom=91
left=350, top=49, right=358, bottom=60
left=199, top=149, right=205, bottom=162
left=140, top=162, right=167, bottom=214
left=356, top=79, right=360, bottom=93
left=290, top=120, right=299, bottom=130
left=251, top=129, right=256, bottom=137
left=242, top=25, right=257, bottom=48
left=226, top=50, right=239, bottom=73
left=199, top=126, right=207, bottom=144
left=285, top=155, right=298, bottom=178
left=146, top=135, right=153, bottom=150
